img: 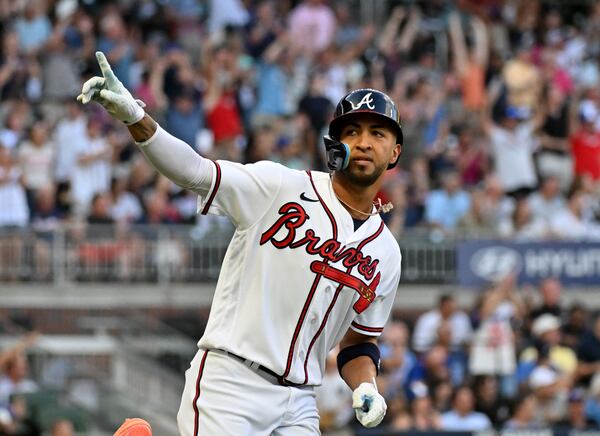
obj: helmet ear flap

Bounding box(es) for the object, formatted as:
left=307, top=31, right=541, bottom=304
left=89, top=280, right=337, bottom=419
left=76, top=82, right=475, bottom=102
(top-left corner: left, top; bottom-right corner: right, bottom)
left=324, top=135, right=350, bottom=171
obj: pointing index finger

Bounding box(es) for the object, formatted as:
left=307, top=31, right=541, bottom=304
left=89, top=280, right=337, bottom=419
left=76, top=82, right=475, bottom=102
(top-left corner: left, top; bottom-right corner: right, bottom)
left=96, top=51, right=118, bottom=86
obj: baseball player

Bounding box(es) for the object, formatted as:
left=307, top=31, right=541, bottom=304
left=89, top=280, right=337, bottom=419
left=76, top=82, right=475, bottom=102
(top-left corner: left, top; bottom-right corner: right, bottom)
left=79, top=52, right=402, bottom=436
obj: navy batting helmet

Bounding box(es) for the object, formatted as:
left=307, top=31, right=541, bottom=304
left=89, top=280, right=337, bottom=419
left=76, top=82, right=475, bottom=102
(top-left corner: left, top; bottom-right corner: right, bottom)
left=324, top=88, right=403, bottom=171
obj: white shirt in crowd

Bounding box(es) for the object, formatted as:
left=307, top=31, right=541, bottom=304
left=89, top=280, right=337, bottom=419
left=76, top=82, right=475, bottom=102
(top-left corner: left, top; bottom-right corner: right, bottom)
left=18, top=141, right=55, bottom=190
left=489, top=123, right=538, bottom=192
left=110, top=191, right=143, bottom=223
left=412, top=309, right=473, bottom=353
left=550, top=209, right=600, bottom=241
left=0, top=129, right=20, bottom=150
left=0, top=166, right=29, bottom=227
left=498, top=217, right=550, bottom=241
left=53, top=115, right=87, bottom=183
left=0, top=376, right=37, bottom=407
left=71, top=135, right=111, bottom=214
left=528, top=193, right=566, bottom=223
left=440, top=410, right=492, bottom=432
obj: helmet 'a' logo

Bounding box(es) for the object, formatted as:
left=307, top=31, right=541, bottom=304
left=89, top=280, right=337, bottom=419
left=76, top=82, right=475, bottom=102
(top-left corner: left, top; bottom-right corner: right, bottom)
left=350, top=92, right=375, bottom=110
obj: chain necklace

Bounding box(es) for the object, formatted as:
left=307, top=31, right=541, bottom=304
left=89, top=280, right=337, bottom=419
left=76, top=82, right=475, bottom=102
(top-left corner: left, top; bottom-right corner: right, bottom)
left=333, top=187, right=394, bottom=217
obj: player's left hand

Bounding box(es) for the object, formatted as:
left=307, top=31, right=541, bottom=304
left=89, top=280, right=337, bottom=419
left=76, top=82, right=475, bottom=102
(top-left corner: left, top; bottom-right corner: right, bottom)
left=352, top=382, right=387, bottom=428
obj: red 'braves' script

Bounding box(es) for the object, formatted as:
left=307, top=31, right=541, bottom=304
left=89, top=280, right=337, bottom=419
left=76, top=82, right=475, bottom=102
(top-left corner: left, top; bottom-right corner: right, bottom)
left=260, top=202, right=379, bottom=281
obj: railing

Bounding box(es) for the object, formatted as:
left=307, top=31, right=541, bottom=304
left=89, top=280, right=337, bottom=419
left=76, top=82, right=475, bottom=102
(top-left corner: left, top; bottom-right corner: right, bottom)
left=0, top=224, right=457, bottom=285
left=1, top=330, right=189, bottom=436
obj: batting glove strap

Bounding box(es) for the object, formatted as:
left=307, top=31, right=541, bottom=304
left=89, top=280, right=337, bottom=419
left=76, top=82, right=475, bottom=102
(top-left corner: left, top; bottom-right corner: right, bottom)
left=352, top=382, right=387, bottom=428
left=77, top=52, right=146, bottom=125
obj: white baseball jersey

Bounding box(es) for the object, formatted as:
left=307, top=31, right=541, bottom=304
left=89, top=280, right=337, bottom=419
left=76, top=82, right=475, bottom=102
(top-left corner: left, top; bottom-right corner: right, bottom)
left=196, top=160, right=401, bottom=386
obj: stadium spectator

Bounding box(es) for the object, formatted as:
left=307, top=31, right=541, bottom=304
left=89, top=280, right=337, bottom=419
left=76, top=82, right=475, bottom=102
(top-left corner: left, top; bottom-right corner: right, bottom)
left=50, top=418, right=75, bottom=436
left=473, top=375, right=511, bottom=427
left=469, top=274, right=523, bottom=388
left=571, top=101, right=600, bottom=182
left=109, top=177, right=142, bottom=224
left=561, top=303, right=589, bottom=351
left=96, top=12, right=133, bottom=90
left=424, top=170, right=471, bottom=234
left=412, top=294, right=472, bottom=354
left=555, top=388, right=599, bottom=431
left=527, top=344, right=571, bottom=425
left=498, top=197, right=550, bottom=241
left=587, top=375, right=600, bottom=427
left=536, top=85, right=573, bottom=191
left=483, top=103, right=540, bottom=198
left=503, top=394, right=541, bottom=430
left=448, top=10, right=488, bottom=112
left=405, top=345, right=451, bottom=402
left=530, top=277, right=564, bottom=320
left=393, top=393, right=442, bottom=431
left=0, top=105, right=29, bottom=150
left=528, top=175, right=566, bottom=224
left=288, top=0, right=336, bottom=56
left=0, top=353, right=37, bottom=408
left=550, top=187, right=600, bottom=240
left=576, top=314, right=600, bottom=386
left=457, top=190, right=498, bottom=237
left=380, top=320, right=415, bottom=401
left=70, top=118, right=112, bottom=218
left=0, top=145, right=28, bottom=228
left=439, top=385, right=492, bottom=431
left=519, top=314, right=578, bottom=385
left=0, top=32, right=37, bottom=101
left=17, top=118, right=55, bottom=213
left=53, top=100, right=87, bottom=214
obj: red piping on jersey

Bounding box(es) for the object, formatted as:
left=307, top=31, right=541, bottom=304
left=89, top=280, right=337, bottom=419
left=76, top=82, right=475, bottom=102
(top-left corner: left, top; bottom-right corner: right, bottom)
left=307, top=171, right=338, bottom=238
left=280, top=171, right=338, bottom=384
left=351, top=321, right=384, bottom=333
left=193, top=350, right=209, bottom=436
left=301, top=221, right=384, bottom=384
left=201, top=161, right=221, bottom=215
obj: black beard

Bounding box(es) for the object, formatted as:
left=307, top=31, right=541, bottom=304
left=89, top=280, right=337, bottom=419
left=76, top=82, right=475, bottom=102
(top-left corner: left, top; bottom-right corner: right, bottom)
left=340, top=160, right=387, bottom=186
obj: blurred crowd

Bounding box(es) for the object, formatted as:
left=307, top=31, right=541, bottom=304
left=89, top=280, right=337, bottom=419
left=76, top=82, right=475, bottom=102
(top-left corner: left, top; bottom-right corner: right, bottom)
left=317, top=275, right=600, bottom=433
left=0, top=0, right=598, bottom=243
left=0, top=332, right=77, bottom=436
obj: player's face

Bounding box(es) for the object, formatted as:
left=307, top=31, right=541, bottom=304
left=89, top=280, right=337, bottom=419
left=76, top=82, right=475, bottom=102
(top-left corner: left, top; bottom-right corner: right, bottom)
left=339, top=114, right=401, bottom=186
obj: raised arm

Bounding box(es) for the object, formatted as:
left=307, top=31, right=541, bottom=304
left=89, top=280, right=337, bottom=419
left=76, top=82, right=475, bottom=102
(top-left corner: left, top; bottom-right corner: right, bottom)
left=448, top=11, right=468, bottom=77
left=77, top=52, right=213, bottom=196
left=398, top=7, right=421, bottom=53
left=378, top=6, right=406, bottom=57
left=471, top=14, right=489, bottom=68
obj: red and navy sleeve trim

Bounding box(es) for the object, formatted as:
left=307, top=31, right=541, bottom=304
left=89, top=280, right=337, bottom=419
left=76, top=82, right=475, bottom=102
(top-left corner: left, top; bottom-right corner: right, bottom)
left=351, top=321, right=384, bottom=333
left=201, top=160, right=222, bottom=215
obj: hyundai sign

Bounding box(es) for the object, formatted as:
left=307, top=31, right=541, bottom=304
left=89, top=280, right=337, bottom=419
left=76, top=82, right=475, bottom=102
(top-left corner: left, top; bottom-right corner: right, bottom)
left=457, top=241, right=600, bottom=287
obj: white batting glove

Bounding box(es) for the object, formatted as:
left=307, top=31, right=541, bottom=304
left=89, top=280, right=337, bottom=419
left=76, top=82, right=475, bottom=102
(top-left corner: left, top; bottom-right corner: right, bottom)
left=352, top=382, right=387, bottom=428
left=77, top=51, right=145, bottom=125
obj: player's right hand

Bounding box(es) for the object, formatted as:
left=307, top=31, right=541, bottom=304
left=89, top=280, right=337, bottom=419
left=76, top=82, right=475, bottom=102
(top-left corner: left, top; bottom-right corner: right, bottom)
left=77, top=51, right=146, bottom=125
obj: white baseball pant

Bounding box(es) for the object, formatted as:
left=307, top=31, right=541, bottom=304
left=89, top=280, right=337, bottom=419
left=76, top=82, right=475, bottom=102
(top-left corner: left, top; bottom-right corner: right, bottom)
left=177, top=349, right=320, bottom=435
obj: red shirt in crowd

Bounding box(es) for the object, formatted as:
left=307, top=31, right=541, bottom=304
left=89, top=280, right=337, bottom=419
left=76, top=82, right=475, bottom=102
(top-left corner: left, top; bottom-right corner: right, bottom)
left=206, top=92, right=243, bottom=143
left=571, top=129, right=600, bottom=180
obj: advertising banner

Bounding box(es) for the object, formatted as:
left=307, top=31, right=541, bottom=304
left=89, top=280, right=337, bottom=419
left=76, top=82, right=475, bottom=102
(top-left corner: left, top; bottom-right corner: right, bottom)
left=457, top=241, right=600, bottom=287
